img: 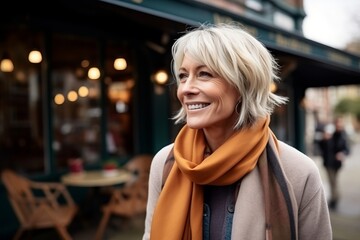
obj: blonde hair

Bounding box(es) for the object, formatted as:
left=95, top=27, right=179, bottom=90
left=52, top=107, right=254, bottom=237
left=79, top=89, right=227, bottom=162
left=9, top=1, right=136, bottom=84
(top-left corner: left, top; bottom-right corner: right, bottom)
left=171, top=23, right=287, bottom=129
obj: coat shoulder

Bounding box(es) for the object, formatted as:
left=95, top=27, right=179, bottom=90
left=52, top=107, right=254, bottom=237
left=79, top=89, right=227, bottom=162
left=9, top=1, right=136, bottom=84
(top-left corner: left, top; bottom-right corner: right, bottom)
left=278, top=141, right=324, bottom=205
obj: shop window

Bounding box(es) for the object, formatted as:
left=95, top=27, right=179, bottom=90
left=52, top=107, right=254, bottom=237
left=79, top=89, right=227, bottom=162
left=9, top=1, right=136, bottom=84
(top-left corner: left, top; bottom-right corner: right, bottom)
left=0, top=29, right=136, bottom=173
left=0, top=31, right=45, bottom=173
left=104, top=40, right=134, bottom=162
left=52, top=35, right=135, bottom=169
left=51, top=34, right=103, bottom=169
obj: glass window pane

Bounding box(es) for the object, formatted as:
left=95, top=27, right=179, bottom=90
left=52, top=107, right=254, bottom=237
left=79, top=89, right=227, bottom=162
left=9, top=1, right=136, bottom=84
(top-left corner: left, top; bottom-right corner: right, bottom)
left=0, top=32, right=45, bottom=173
left=104, top=40, right=134, bottom=162
left=51, top=34, right=101, bottom=169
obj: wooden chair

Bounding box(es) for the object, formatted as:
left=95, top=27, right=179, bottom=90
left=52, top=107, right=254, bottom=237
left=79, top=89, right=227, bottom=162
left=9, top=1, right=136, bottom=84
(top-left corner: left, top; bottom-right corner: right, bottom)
left=1, top=169, right=78, bottom=240
left=94, top=154, right=152, bottom=240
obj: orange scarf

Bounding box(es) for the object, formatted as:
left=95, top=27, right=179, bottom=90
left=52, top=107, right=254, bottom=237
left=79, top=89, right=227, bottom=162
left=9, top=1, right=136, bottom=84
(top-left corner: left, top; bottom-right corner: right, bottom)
left=150, top=117, right=270, bottom=239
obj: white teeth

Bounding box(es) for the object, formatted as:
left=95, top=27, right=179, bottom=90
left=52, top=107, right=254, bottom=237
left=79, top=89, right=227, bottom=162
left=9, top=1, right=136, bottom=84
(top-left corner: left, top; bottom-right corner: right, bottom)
left=188, top=104, right=208, bottom=110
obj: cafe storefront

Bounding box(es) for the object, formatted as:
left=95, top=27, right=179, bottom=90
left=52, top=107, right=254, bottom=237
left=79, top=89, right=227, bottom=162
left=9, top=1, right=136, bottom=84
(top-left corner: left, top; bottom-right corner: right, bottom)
left=1, top=0, right=360, bottom=237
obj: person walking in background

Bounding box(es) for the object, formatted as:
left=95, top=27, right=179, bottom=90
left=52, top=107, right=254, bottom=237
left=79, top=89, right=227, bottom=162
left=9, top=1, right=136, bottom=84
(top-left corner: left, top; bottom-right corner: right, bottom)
left=143, top=23, right=332, bottom=239
left=319, top=117, right=350, bottom=210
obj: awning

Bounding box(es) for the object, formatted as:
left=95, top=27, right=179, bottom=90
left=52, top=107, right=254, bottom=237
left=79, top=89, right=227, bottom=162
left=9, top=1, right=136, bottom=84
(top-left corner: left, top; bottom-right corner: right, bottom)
left=102, top=0, right=360, bottom=87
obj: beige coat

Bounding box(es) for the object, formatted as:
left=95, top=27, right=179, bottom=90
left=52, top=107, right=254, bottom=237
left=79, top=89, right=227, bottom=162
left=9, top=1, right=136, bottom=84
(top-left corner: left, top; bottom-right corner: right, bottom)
left=143, top=141, right=332, bottom=240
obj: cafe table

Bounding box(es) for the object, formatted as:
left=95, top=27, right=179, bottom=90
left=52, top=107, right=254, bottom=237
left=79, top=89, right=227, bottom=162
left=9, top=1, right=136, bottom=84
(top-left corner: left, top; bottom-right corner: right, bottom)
left=61, top=169, right=133, bottom=224
left=61, top=169, right=132, bottom=187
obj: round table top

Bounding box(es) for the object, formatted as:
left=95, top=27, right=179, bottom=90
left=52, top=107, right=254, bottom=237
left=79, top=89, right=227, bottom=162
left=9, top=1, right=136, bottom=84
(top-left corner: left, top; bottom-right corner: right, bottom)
left=61, top=169, right=133, bottom=187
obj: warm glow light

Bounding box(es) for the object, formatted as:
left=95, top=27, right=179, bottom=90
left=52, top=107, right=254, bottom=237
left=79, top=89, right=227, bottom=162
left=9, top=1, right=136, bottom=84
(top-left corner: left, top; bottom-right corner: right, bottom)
left=15, top=71, right=26, bottom=82
left=75, top=68, right=85, bottom=78
left=88, top=87, right=99, bottom=98
left=0, top=59, right=14, bottom=72
left=28, top=50, right=42, bottom=63
left=78, top=86, right=89, bottom=97
left=81, top=60, right=90, bottom=68
left=114, top=58, right=127, bottom=70
left=67, top=91, right=78, bottom=102
left=108, top=82, right=132, bottom=102
left=126, top=79, right=135, bottom=89
left=54, top=94, right=65, bottom=105
left=88, top=67, right=100, bottom=80
left=154, top=70, right=168, bottom=85
left=270, top=82, right=277, bottom=93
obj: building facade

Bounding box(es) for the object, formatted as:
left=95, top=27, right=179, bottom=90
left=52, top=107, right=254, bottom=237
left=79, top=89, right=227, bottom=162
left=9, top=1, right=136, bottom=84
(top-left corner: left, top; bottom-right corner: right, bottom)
left=1, top=0, right=360, bottom=237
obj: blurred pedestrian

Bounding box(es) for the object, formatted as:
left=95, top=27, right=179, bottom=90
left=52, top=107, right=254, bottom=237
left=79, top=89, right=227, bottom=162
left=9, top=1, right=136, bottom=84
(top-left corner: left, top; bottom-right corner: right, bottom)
left=319, top=117, right=350, bottom=210
left=143, top=23, right=332, bottom=240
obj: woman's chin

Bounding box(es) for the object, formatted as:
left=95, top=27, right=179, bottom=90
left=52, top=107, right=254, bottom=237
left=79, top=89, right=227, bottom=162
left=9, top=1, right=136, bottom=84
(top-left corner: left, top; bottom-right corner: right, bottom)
left=186, top=121, right=207, bottom=129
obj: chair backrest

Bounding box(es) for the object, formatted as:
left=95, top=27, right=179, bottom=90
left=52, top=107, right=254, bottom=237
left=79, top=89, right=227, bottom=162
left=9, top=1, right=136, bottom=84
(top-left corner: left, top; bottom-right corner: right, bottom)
left=1, top=169, right=36, bottom=224
left=124, top=154, right=152, bottom=181
left=114, top=154, right=152, bottom=214
left=95, top=155, right=153, bottom=239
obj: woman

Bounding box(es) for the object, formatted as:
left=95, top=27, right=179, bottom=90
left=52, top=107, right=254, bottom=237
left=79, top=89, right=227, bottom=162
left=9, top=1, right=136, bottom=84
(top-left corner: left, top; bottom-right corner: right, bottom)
left=143, top=23, right=332, bottom=240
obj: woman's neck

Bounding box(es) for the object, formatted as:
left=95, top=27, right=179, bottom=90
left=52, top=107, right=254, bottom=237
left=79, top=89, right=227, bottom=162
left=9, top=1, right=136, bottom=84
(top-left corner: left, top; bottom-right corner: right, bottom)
left=203, top=127, right=237, bottom=152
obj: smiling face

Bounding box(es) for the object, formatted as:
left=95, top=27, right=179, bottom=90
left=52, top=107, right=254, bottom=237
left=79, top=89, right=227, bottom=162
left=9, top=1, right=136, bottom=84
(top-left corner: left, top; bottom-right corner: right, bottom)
left=177, top=54, right=239, bottom=131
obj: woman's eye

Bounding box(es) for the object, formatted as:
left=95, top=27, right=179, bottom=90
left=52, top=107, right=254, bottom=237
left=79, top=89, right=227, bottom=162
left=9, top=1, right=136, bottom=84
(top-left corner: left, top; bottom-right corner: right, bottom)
left=199, top=71, right=212, bottom=78
left=178, top=73, right=187, bottom=80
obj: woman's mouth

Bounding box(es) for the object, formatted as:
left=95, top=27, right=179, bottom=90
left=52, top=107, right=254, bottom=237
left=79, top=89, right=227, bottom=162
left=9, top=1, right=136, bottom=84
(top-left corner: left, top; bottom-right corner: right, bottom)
left=187, top=103, right=210, bottom=110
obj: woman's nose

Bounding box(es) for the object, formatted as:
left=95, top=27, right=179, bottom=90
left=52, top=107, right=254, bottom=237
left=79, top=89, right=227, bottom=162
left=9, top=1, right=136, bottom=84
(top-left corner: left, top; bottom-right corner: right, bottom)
left=179, top=78, right=199, bottom=95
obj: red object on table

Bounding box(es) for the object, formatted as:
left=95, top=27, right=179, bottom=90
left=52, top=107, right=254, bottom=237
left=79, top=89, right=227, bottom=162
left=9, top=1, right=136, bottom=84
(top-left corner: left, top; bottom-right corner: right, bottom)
left=68, top=158, right=84, bottom=173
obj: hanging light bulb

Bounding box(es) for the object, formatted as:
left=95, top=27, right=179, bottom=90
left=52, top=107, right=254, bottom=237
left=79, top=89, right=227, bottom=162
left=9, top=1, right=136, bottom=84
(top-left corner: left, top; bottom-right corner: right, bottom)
left=28, top=50, right=42, bottom=63
left=88, top=67, right=101, bottom=80
left=0, top=52, right=14, bottom=72
left=153, top=70, right=168, bottom=85
left=270, top=82, right=277, bottom=93
left=114, top=57, right=127, bottom=70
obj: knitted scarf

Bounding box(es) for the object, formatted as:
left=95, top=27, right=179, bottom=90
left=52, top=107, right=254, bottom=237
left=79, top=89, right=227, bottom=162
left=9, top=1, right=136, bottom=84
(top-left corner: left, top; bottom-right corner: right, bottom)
left=150, top=116, right=295, bottom=239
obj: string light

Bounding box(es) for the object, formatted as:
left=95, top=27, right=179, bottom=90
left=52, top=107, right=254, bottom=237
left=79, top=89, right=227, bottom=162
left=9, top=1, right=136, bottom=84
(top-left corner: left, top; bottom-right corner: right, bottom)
left=28, top=50, right=42, bottom=63
left=0, top=52, right=14, bottom=72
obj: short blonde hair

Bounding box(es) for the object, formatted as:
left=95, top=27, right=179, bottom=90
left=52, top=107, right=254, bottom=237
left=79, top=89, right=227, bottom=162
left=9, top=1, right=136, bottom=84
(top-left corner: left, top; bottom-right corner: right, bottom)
left=171, top=23, right=287, bottom=129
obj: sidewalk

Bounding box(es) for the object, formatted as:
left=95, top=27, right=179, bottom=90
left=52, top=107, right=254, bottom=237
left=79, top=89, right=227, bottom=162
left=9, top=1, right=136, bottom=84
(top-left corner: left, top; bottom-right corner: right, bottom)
left=312, top=141, right=360, bottom=240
